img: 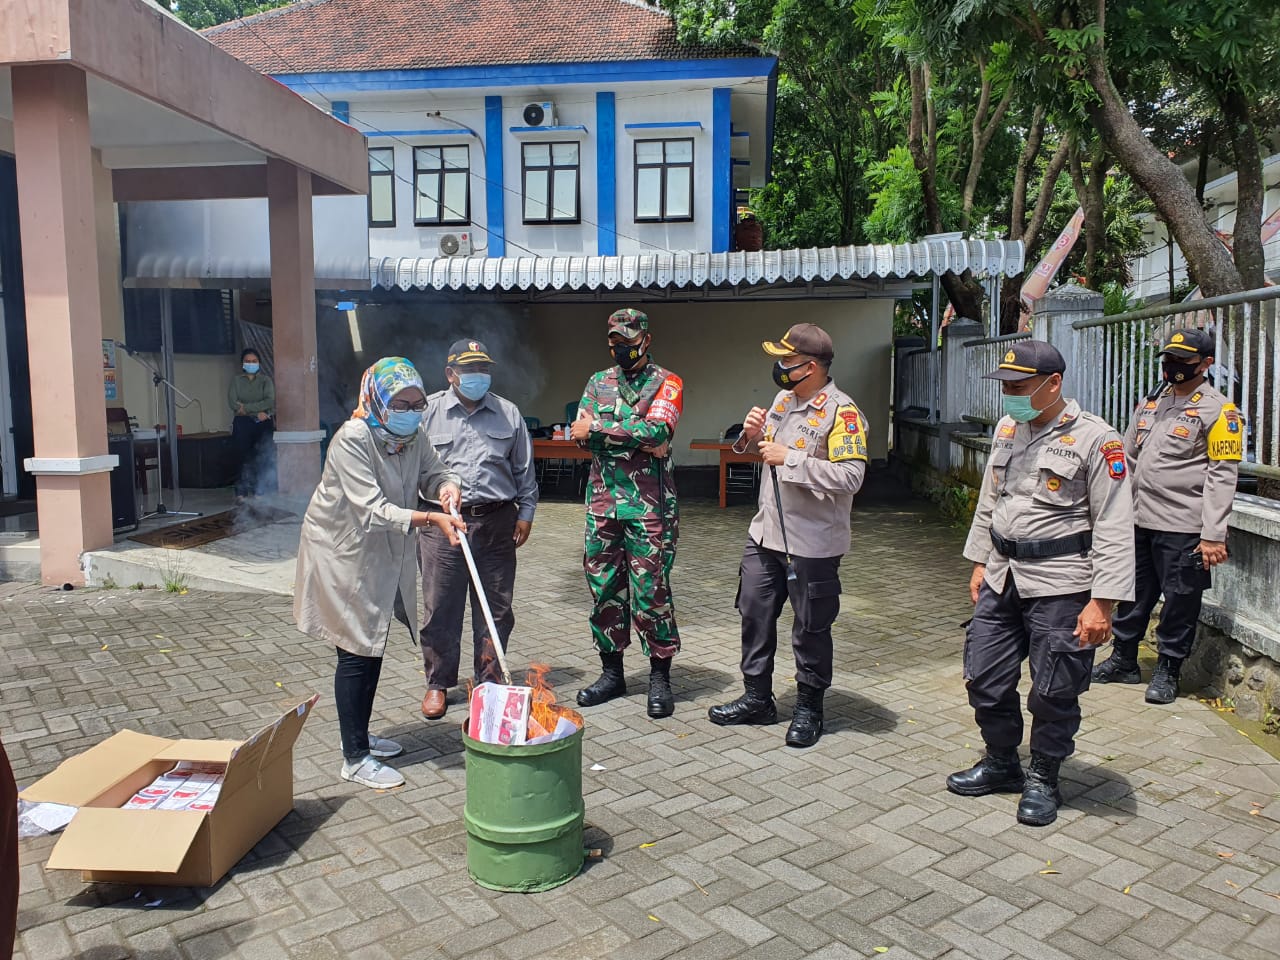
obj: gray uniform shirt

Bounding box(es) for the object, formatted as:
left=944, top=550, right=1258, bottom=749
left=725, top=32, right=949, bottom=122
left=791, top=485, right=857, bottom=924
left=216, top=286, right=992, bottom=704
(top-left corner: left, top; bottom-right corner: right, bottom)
left=735, top=382, right=868, bottom=558
left=1124, top=384, right=1240, bottom=541
left=423, top=388, right=538, bottom=523
left=964, top=400, right=1135, bottom=602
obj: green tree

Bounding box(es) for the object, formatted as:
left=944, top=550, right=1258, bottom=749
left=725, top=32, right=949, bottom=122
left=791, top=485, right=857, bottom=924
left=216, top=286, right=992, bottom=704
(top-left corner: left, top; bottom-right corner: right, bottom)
left=170, top=0, right=290, bottom=30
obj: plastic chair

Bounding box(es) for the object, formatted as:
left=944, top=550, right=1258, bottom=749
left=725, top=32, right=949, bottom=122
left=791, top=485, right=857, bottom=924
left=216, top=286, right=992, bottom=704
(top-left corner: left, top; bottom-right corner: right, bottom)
left=523, top=416, right=541, bottom=431
left=564, top=401, right=579, bottom=424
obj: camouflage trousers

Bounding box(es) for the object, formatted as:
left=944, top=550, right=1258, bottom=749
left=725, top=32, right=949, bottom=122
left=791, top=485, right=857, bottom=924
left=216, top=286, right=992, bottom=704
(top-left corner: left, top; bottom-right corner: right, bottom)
left=583, top=512, right=680, bottom=658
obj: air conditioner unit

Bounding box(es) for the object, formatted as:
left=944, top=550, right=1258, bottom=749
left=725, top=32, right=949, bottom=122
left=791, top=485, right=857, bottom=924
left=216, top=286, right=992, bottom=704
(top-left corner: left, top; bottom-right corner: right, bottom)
left=522, top=101, right=557, bottom=127
left=438, top=232, right=472, bottom=257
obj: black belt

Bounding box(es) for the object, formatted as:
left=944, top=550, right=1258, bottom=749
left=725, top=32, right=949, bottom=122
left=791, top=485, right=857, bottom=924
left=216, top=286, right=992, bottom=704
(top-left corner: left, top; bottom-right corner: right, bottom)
left=990, top=529, right=1092, bottom=560
left=460, top=500, right=513, bottom=517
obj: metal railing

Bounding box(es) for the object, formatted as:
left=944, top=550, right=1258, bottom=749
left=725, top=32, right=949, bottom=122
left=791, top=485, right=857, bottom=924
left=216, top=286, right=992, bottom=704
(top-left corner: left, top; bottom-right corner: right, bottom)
left=1074, top=286, right=1280, bottom=475
left=962, top=332, right=1031, bottom=425
left=896, top=347, right=936, bottom=418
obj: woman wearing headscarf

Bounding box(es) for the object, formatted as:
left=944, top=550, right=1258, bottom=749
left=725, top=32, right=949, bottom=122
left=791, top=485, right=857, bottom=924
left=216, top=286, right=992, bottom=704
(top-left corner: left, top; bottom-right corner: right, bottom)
left=295, top=357, right=465, bottom=789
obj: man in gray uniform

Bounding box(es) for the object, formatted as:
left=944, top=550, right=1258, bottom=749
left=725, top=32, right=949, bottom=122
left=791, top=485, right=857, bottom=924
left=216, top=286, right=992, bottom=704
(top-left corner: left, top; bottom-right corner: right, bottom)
left=708, top=323, right=868, bottom=747
left=949, top=340, right=1134, bottom=826
left=1093, top=328, right=1241, bottom=703
left=419, top=339, right=538, bottom=719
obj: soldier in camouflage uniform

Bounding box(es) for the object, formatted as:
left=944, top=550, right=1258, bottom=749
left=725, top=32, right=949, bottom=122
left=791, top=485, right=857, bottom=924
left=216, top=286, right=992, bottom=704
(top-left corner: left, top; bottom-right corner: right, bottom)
left=570, top=308, right=684, bottom=718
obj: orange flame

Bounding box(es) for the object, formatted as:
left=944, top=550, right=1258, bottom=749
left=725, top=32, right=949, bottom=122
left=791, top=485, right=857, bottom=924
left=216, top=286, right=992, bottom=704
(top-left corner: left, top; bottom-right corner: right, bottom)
left=526, top=662, right=583, bottom=732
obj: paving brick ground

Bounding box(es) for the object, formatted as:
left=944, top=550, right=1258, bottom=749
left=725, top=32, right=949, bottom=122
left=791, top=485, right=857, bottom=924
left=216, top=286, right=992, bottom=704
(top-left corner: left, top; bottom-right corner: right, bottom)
left=4, top=490, right=1280, bottom=960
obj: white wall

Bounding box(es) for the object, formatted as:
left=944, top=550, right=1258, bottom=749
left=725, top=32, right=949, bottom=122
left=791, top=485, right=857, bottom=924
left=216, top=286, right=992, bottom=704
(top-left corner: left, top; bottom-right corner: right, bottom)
left=521, top=300, right=894, bottom=466
left=343, top=83, right=729, bottom=262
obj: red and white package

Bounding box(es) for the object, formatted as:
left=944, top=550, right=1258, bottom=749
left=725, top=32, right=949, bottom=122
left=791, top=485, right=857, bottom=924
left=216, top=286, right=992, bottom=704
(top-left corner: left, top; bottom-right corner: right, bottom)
left=468, top=682, right=532, bottom=746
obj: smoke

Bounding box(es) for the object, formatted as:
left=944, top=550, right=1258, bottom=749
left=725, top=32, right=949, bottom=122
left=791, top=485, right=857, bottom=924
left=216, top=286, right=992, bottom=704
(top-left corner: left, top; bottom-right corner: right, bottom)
left=316, top=298, right=547, bottom=419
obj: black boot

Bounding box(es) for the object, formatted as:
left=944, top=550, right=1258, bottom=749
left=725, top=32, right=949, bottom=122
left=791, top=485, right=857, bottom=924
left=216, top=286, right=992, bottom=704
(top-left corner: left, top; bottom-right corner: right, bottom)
left=946, top=744, right=1024, bottom=796
left=1092, top=641, right=1142, bottom=684
left=1145, top=654, right=1182, bottom=704
left=708, top=675, right=777, bottom=726
left=1016, top=751, right=1063, bottom=826
left=577, top=651, right=626, bottom=707
left=785, top=682, right=825, bottom=748
left=647, top=657, right=674, bottom=718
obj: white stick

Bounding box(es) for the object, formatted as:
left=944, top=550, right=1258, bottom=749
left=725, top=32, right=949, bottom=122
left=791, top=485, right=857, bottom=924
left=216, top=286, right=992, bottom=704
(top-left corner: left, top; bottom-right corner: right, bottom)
left=449, top=506, right=512, bottom=685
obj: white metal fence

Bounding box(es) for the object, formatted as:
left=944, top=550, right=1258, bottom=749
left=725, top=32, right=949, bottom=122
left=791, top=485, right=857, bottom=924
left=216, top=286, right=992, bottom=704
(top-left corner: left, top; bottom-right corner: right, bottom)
left=1073, top=287, right=1280, bottom=474
left=961, top=332, right=1032, bottom=425
left=894, top=285, right=1280, bottom=478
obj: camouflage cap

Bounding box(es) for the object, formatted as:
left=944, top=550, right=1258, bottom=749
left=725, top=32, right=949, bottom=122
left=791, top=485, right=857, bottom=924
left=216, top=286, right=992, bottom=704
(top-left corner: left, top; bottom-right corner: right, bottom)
left=607, top=308, right=649, bottom=339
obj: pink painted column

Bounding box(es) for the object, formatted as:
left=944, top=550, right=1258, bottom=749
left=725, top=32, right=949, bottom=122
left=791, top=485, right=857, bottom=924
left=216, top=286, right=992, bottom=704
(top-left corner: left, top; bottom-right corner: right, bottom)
left=267, top=158, right=322, bottom=496
left=11, top=64, right=114, bottom=586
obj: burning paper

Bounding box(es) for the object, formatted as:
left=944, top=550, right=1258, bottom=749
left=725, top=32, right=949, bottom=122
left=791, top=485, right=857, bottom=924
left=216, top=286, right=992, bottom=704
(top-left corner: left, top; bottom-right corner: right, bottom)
left=468, top=683, right=533, bottom=746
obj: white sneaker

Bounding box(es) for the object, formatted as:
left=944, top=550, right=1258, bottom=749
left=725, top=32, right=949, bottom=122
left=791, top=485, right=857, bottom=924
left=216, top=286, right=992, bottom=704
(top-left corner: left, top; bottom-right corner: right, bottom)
left=368, top=735, right=403, bottom=759
left=340, top=756, right=405, bottom=789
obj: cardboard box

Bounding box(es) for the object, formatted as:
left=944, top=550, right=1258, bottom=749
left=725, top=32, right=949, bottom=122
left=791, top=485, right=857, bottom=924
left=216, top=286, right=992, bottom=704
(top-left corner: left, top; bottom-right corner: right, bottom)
left=21, top=695, right=318, bottom=887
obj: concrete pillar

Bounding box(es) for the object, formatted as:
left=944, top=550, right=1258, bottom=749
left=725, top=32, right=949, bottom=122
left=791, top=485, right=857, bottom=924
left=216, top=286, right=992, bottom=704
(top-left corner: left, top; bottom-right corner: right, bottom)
left=12, top=64, right=115, bottom=586
left=939, top=318, right=984, bottom=424
left=1034, top=283, right=1103, bottom=411
left=267, top=158, right=322, bottom=497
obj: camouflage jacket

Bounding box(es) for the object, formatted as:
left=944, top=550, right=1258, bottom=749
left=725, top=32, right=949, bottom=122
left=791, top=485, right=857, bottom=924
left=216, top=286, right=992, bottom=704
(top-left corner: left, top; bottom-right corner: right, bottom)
left=576, top=358, right=683, bottom=520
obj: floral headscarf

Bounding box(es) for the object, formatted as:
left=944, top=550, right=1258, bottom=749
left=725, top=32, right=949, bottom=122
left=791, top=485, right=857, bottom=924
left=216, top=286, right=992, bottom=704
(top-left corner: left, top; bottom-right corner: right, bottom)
left=352, top=357, right=424, bottom=454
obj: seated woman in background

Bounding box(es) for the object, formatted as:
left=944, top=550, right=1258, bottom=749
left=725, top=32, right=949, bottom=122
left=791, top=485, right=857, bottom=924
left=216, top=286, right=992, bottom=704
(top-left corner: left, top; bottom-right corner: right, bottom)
left=228, top=348, right=275, bottom=501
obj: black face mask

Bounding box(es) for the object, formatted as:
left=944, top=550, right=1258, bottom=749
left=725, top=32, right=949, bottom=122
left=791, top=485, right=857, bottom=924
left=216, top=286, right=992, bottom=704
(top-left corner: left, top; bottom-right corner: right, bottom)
left=1162, top=358, right=1202, bottom=384
left=772, top=359, right=812, bottom=389
left=612, top=339, right=647, bottom=369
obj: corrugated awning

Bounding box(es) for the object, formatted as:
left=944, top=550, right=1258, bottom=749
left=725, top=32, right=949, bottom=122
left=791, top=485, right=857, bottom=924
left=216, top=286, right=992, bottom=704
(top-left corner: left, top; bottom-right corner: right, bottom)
left=371, top=239, right=1024, bottom=293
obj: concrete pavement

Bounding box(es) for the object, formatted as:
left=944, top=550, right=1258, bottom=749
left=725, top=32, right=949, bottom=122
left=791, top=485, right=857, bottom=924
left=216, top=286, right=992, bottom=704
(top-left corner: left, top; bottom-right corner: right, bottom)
left=5, top=496, right=1280, bottom=960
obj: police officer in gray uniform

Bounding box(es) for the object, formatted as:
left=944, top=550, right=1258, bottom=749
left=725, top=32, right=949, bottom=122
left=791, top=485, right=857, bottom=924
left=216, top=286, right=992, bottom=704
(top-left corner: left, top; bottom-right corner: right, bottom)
left=708, top=324, right=869, bottom=747
left=949, top=341, right=1134, bottom=826
left=418, top=339, right=538, bottom=720
left=1093, top=328, right=1242, bottom=703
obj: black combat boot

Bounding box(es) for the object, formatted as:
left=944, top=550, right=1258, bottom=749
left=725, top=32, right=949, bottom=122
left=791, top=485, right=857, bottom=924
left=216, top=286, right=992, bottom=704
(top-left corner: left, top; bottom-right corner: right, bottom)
left=647, top=656, right=674, bottom=718
left=1144, top=654, right=1182, bottom=704
left=1092, top=639, right=1141, bottom=684
left=785, top=682, right=825, bottom=748
left=946, top=744, right=1024, bottom=796
left=577, top=651, right=626, bottom=707
left=708, top=675, right=777, bottom=726
left=1016, top=751, right=1063, bottom=826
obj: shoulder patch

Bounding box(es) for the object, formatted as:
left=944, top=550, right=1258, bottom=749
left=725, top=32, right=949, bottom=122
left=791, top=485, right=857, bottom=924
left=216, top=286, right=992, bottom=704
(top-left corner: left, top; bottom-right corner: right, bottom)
left=1100, top=439, right=1127, bottom=480
left=646, top=374, right=684, bottom=427
left=828, top=402, right=868, bottom=463
left=1207, top=403, right=1244, bottom=461
left=998, top=423, right=1016, bottom=439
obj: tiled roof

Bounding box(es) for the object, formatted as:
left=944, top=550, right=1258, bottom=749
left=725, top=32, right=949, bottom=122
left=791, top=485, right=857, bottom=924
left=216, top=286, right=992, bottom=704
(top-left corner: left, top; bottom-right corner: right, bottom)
left=206, top=0, right=754, bottom=75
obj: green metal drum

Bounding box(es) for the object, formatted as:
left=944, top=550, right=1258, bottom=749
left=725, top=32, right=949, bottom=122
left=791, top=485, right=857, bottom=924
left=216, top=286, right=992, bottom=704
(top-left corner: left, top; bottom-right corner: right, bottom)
left=462, top=721, right=585, bottom=892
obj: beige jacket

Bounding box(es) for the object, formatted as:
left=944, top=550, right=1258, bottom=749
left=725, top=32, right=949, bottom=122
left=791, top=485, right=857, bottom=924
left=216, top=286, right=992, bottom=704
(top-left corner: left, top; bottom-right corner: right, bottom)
left=1125, top=384, right=1241, bottom=541
left=736, top=382, right=868, bottom=558
left=294, top=419, right=459, bottom=658
left=964, top=400, right=1135, bottom=602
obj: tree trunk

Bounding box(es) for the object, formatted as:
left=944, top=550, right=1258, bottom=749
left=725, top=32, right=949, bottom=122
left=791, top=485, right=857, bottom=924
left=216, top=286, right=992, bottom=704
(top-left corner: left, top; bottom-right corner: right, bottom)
left=1083, top=52, right=1244, bottom=295
left=1010, top=106, right=1046, bottom=241
left=1195, top=117, right=1212, bottom=206
left=1221, top=85, right=1267, bottom=290
left=1069, top=142, right=1109, bottom=288
left=960, top=59, right=1014, bottom=233
left=907, top=63, right=944, bottom=233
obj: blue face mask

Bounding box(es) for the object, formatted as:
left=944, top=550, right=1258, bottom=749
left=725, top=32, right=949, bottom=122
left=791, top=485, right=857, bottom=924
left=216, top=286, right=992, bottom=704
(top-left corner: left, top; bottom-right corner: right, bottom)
left=384, top=409, right=422, bottom=437
left=456, top=372, right=491, bottom=402
left=243, top=362, right=259, bottom=375
left=1001, top=377, right=1052, bottom=423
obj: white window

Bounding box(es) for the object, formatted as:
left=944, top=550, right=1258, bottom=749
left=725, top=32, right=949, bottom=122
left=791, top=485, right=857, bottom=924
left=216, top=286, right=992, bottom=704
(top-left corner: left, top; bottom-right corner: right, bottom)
left=634, top=138, right=693, bottom=223
left=522, top=142, right=580, bottom=223
left=414, top=145, right=470, bottom=226
left=368, top=147, right=395, bottom=227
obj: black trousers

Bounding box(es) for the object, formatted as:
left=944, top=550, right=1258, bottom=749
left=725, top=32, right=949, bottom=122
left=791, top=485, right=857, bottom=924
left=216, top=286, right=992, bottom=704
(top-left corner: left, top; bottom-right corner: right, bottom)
left=334, top=648, right=383, bottom=761
left=737, top=539, right=842, bottom=690
left=419, top=502, right=517, bottom=690
left=1110, top=527, right=1210, bottom=661
left=231, top=415, right=274, bottom=496
left=965, top=578, right=1095, bottom=759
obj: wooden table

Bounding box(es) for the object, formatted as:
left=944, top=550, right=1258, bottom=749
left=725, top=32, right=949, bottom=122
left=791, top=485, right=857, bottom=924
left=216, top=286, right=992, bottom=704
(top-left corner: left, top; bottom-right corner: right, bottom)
left=532, top=438, right=593, bottom=461
left=689, top=438, right=762, bottom=508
